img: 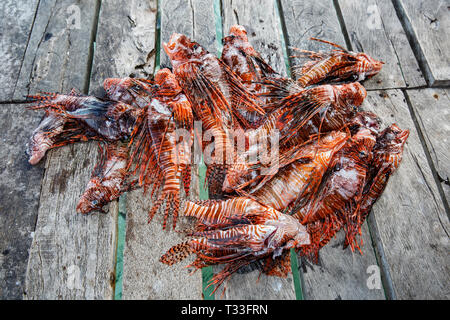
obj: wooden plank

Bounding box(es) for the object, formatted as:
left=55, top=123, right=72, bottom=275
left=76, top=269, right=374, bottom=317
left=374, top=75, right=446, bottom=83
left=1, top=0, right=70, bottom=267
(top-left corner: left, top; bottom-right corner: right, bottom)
left=222, top=0, right=287, bottom=76
left=89, top=0, right=157, bottom=97
left=406, top=88, right=450, bottom=205
left=395, top=0, right=450, bottom=87
left=363, top=89, right=450, bottom=299
left=337, top=0, right=425, bottom=89
left=120, top=0, right=218, bottom=299
left=24, top=0, right=118, bottom=300
left=300, top=224, right=385, bottom=300
left=0, top=104, right=44, bottom=299
left=13, top=0, right=99, bottom=100
left=217, top=0, right=295, bottom=300
left=160, top=0, right=218, bottom=67
left=0, top=0, right=39, bottom=101
left=279, top=0, right=347, bottom=77
left=279, top=0, right=384, bottom=300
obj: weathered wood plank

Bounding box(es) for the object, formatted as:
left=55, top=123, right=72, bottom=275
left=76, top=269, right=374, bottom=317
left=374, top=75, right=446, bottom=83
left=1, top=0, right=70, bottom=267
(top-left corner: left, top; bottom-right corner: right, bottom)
left=279, top=0, right=347, bottom=77
left=217, top=0, right=295, bottom=300
left=300, top=223, right=385, bottom=300
left=14, top=0, right=99, bottom=99
left=121, top=0, right=217, bottom=299
left=279, top=0, right=384, bottom=300
left=160, top=0, right=218, bottom=67
left=0, top=0, right=39, bottom=101
left=24, top=0, right=118, bottom=300
left=363, top=89, right=450, bottom=299
left=217, top=263, right=296, bottom=300
left=222, top=0, right=287, bottom=76
left=0, top=105, right=44, bottom=299
left=394, top=0, right=450, bottom=87
left=338, top=0, right=425, bottom=89
left=89, top=0, right=157, bottom=97
left=123, top=192, right=203, bottom=299
left=406, top=88, right=450, bottom=205
left=25, top=144, right=118, bottom=300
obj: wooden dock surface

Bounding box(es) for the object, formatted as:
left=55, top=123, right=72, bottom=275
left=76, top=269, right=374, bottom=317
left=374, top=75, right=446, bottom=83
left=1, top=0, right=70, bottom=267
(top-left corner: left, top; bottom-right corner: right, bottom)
left=0, top=0, right=448, bottom=300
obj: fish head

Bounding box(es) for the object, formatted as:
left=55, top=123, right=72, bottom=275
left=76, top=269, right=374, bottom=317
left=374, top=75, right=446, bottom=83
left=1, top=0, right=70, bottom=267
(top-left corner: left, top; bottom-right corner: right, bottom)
left=355, top=52, right=384, bottom=78
left=27, top=142, right=46, bottom=165
left=335, top=82, right=367, bottom=108
left=378, top=124, right=409, bottom=154
left=229, top=25, right=248, bottom=41
left=349, top=111, right=381, bottom=134
left=352, top=127, right=377, bottom=159
left=164, top=33, right=207, bottom=66
left=104, top=77, right=159, bottom=106
left=76, top=181, right=105, bottom=214
left=154, top=68, right=183, bottom=95
left=103, top=78, right=134, bottom=98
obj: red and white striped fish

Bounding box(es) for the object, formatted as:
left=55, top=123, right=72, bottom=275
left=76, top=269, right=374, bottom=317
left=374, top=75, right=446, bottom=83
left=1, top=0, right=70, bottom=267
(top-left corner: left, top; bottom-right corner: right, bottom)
left=77, top=141, right=134, bottom=214
left=129, top=68, right=194, bottom=230
left=160, top=197, right=309, bottom=293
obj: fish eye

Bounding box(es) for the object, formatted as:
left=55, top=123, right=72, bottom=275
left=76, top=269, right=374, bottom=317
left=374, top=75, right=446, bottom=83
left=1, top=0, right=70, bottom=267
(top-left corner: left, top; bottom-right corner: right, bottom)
left=193, top=44, right=199, bottom=50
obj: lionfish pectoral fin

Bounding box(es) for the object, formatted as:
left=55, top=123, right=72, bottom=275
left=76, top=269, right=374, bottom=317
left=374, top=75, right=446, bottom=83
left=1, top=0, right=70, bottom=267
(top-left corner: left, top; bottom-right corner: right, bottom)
left=281, top=99, right=331, bottom=145
left=258, top=77, right=302, bottom=100
left=178, top=64, right=231, bottom=128
left=217, top=59, right=265, bottom=116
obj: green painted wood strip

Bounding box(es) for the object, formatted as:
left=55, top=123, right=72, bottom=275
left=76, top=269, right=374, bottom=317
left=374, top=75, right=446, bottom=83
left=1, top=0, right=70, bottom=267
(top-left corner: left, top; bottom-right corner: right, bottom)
left=199, top=158, right=215, bottom=300
left=289, top=249, right=303, bottom=300
left=114, top=194, right=127, bottom=300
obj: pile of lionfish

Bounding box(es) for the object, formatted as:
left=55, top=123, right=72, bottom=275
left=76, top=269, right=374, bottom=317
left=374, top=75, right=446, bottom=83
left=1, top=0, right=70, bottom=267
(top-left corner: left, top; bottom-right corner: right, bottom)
left=26, top=25, right=408, bottom=294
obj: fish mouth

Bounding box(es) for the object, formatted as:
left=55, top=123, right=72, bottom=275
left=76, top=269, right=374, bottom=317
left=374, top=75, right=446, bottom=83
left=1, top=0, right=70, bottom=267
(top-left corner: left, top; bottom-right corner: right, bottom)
left=229, top=25, right=248, bottom=39
left=163, top=41, right=175, bottom=52
left=164, top=33, right=185, bottom=56
left=397, top=129, right=410, bottom=144
left=386, top=124, right=410, bottom=145
left=29, top=152, right=44, bottom=165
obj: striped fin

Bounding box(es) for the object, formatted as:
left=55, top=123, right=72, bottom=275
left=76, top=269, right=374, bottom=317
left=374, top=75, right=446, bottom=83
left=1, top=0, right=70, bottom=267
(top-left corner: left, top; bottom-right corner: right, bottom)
left=160, top=241, right=195, bottom=265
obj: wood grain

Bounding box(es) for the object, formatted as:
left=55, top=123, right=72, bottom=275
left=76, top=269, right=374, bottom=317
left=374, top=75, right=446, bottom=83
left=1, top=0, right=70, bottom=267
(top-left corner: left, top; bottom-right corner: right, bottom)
left=406, top=88, right=450, bottom=205
left=160, top=0, right=218, bottom=67
left=363, top=89, right=449, bottom=299
left=300, top=223, right=385, bottom=300
left=338, top=0, right=425, bottom=89
left=24, top=0, right=118, bottom=300
left=89, top=0, right=157, bottom=96
left=88, top=0, right=159, bottom=300
left=395, top=0, right=450, bottom=86
left=13, top=0, right=99, bottom=99
left=0, top=0, right=39, bottom=101
left=0, top=104, right=44, bottom=299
